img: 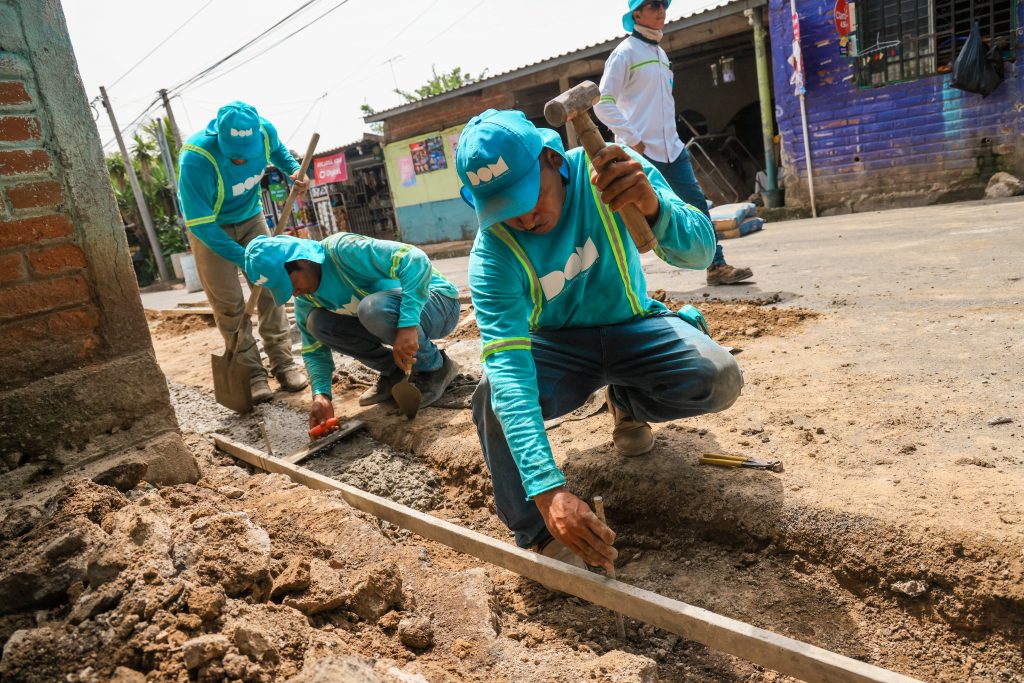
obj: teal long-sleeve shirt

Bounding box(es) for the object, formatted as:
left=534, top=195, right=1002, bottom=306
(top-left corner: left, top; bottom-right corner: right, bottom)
left=178, top=117, right=300, bottom=268
left=295, top=232, right=459, bottom=398
left=468, top=145, right=715, bottom=499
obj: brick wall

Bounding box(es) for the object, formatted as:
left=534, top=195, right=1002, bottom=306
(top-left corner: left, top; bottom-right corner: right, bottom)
left=0, top=68, right=102, bottom=388
left=384, top=86, right=516, bottom=142
left=0, top=0, right=197, bottom=486
left=768, top=0, right=1024, bottom=211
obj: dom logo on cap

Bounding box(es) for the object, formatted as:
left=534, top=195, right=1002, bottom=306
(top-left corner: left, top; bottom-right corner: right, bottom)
left=465, top=157, right=509, bottom=187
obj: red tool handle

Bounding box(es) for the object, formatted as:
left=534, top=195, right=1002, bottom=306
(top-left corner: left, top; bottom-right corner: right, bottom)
left=308, top=417, right=340, bottom=440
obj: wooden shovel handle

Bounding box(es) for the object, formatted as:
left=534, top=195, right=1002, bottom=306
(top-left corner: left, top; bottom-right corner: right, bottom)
left=234, top=132, right=320, bottom=349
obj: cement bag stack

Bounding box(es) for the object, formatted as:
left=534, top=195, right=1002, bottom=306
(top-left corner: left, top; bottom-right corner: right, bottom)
left=708, top=202, right=764, bottom=240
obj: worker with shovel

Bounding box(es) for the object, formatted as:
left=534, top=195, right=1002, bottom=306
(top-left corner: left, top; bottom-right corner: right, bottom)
left=242, top=233, right=462, bottom=429
left=178, top=101, right=309, bottom=404
left=457, top=110, right=743, bottom=572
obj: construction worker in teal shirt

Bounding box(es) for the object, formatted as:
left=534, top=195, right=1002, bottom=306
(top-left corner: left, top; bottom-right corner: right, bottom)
left=457, top=109, right=743, bottom=572
left=178, top=101, right=309, bottom=403
left=243, top=232, right=461, bottom=429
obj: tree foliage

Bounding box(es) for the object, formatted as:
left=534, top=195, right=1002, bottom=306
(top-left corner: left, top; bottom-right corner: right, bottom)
left=394, top=65, right=488, bottom=103
left=105, top=122, right=184, bottom=285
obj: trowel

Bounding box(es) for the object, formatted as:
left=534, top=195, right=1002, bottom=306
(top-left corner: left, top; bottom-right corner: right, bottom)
left=391, top=370, right=422, bottom=420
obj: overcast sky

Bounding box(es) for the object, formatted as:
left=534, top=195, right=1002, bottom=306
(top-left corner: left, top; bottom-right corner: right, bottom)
left=64, top=0, right=717, bottom=155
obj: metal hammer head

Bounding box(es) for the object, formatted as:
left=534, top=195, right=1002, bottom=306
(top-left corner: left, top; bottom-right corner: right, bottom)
left=544, top=80, right=600, bottom=128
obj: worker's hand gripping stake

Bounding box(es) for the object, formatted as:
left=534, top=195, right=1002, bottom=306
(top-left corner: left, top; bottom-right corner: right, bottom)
left=544, top=81, right=657, bottom=254
left=211, top=132, right=320, bottom=413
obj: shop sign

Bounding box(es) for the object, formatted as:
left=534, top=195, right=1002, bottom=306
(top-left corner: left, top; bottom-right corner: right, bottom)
left=314, top=152, right=348, bottom=184
left=834, top=0, right=851, bottom=37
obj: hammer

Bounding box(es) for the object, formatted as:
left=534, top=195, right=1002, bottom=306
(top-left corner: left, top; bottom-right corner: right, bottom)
left=544, top=81, right=658, bottom=254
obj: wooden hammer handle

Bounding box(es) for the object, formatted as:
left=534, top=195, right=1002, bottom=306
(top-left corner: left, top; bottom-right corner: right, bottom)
left=571, top=116, right=658, bottom=254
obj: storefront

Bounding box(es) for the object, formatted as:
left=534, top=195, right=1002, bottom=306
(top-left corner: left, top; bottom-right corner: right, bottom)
left=308, top=135, right=397, bottom=240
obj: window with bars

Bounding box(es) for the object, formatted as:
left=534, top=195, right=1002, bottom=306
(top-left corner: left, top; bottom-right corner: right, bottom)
left=855, top=0, right=1017, bottom=86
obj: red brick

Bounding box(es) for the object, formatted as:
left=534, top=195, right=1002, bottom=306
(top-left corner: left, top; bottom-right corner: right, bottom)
left=5, top=180, right=62, bottom=210
left=0, top=81, right=31, bottom=106
left=27, top=242, right=86, bottom=275
left=0, top=306, right=101, bottom=385
left=0, top=252, right=24, bottom=283
left=0, top=149, right=49, bottom=175
left=0, top=274, right=91, bottom=322
left=0, top=116, right=41, bottom=141
left=0, top=214, right=74, bottom=249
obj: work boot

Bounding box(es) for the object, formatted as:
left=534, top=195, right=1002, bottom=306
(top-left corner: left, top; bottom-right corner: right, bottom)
left=275, top=366, right=308, bottom=393
left=535, top=537, right=586, bottom=570
left=359, top=367, right=406, bottom=406
left=706, top=263, right=754, bottom=286
left=531, top=537, right=588, bottom=592
left=607, top=388, right=654, bottom=457
left=251, top=377, right=274, bottom=404
left=414, top=351, right=460, bottom=409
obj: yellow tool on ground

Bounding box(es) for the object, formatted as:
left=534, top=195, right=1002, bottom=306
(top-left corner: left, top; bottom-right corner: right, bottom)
left=700, top=452, right=784, bottom=473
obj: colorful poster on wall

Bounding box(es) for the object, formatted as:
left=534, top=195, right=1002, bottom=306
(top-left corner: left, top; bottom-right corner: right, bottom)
left=268, top=182, right=288, bottom=202
left=410, top=141, right=429, bottom=174
left=397, top=156, right=416, bottom=187
left=425, top=136, right=447, bottom=172
left=314, top=152, right=348, bottom=185
left=788, top=0, right=806, bottom=96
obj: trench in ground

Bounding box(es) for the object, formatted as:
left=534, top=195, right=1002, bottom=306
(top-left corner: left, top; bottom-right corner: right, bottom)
left=172, top=367, right=1023, bottom=683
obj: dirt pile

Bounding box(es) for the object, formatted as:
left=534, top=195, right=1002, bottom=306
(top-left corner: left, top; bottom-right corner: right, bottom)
left=0, top=446, right=658, bottom=682
left=447, top=295, right=818, bottom=347
left=149, top=313, right=217, bottom=339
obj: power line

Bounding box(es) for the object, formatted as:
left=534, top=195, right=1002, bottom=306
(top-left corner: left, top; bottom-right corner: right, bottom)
left=288, top=92, right=328, bottom=140
left=167, top=0, right=326, bottom=94
left=108, top=0, right=219, bottom=89
left=184, top=0, right=355, bottom=92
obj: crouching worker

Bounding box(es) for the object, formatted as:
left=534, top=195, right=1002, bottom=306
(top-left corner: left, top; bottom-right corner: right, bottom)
left=243, top=233, right=462, bottom=429
left=457, top=110, right=743, bottom=572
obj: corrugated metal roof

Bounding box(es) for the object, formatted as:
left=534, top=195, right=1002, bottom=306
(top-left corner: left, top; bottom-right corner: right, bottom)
left=364, top=0, right=765, bottom=122
left=312, top=133, right=383, bottom=160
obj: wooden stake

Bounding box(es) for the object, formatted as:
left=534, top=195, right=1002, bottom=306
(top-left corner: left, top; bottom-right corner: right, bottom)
left=213, top=434, right=922, bottom=683
left=257, top=419, right=273, bottom=457
left=593, top=495, right=626, bottom=640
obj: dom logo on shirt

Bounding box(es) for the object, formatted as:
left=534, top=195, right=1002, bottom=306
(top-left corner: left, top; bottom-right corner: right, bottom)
left=540, top=238, right=599, bottom=301
left=231, top=171, right=265, bottom=197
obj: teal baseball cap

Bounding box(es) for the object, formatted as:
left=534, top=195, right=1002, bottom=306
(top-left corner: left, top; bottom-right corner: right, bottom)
left=244, top=235, right=325, bottom=306
left=623, top=0, right=671, bottom=32
left=216, top=101, right=262, bottom=160
left=456, top=109, right=565, bottom=228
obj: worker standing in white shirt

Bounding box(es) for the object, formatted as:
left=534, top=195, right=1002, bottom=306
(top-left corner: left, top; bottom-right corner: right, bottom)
left=596, top=0, right=754, bottom=286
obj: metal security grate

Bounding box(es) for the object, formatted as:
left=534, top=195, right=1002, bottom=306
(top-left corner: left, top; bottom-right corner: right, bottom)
left=856, top=0, right=1016, bottom=86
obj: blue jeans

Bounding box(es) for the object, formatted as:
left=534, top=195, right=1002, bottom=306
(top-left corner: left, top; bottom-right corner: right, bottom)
left=307, top=290, right=460, bottom=374
left=471, top=314, right=743, bottom=549
left=647, top=150, right=726, bottom=267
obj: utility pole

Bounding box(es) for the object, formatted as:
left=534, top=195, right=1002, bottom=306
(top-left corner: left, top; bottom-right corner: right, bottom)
left=154, top=117, right=185, bottom=229
left=100, top=86, right=170, bottom=281
left=159, top=88, right=183, bottom=150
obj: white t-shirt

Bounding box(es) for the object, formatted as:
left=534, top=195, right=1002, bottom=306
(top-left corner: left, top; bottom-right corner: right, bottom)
left=595, top=35, right=685, bottom=164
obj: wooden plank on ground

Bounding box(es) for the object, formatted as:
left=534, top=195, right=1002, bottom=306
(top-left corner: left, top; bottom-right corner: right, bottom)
left=213, top=434, right=923, bottom=683
left=285, top=419, right=365, bottom=464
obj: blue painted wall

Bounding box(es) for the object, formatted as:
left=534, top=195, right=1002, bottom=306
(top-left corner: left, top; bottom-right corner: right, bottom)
left=768, top=0, right=1024, bottom=209
left=396, top=197, right=479, bottom=245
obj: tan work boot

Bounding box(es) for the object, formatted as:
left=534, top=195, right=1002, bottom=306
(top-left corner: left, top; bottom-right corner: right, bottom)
left=275, top=367, right=308, bottom=393
left=706, top=263, right=754, bottom=286
left=251, top=377, right=274, bottom=404
left=607, top=388, right=654, bottom=457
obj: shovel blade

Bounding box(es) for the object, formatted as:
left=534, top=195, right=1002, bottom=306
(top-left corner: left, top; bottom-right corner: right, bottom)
left=212, top=352, right=254, bottom=413
left=391, top=377, right=422, bottom=420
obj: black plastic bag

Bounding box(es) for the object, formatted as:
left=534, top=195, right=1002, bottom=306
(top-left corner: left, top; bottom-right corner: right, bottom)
left=950, top=22, right=1005, bottom=97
